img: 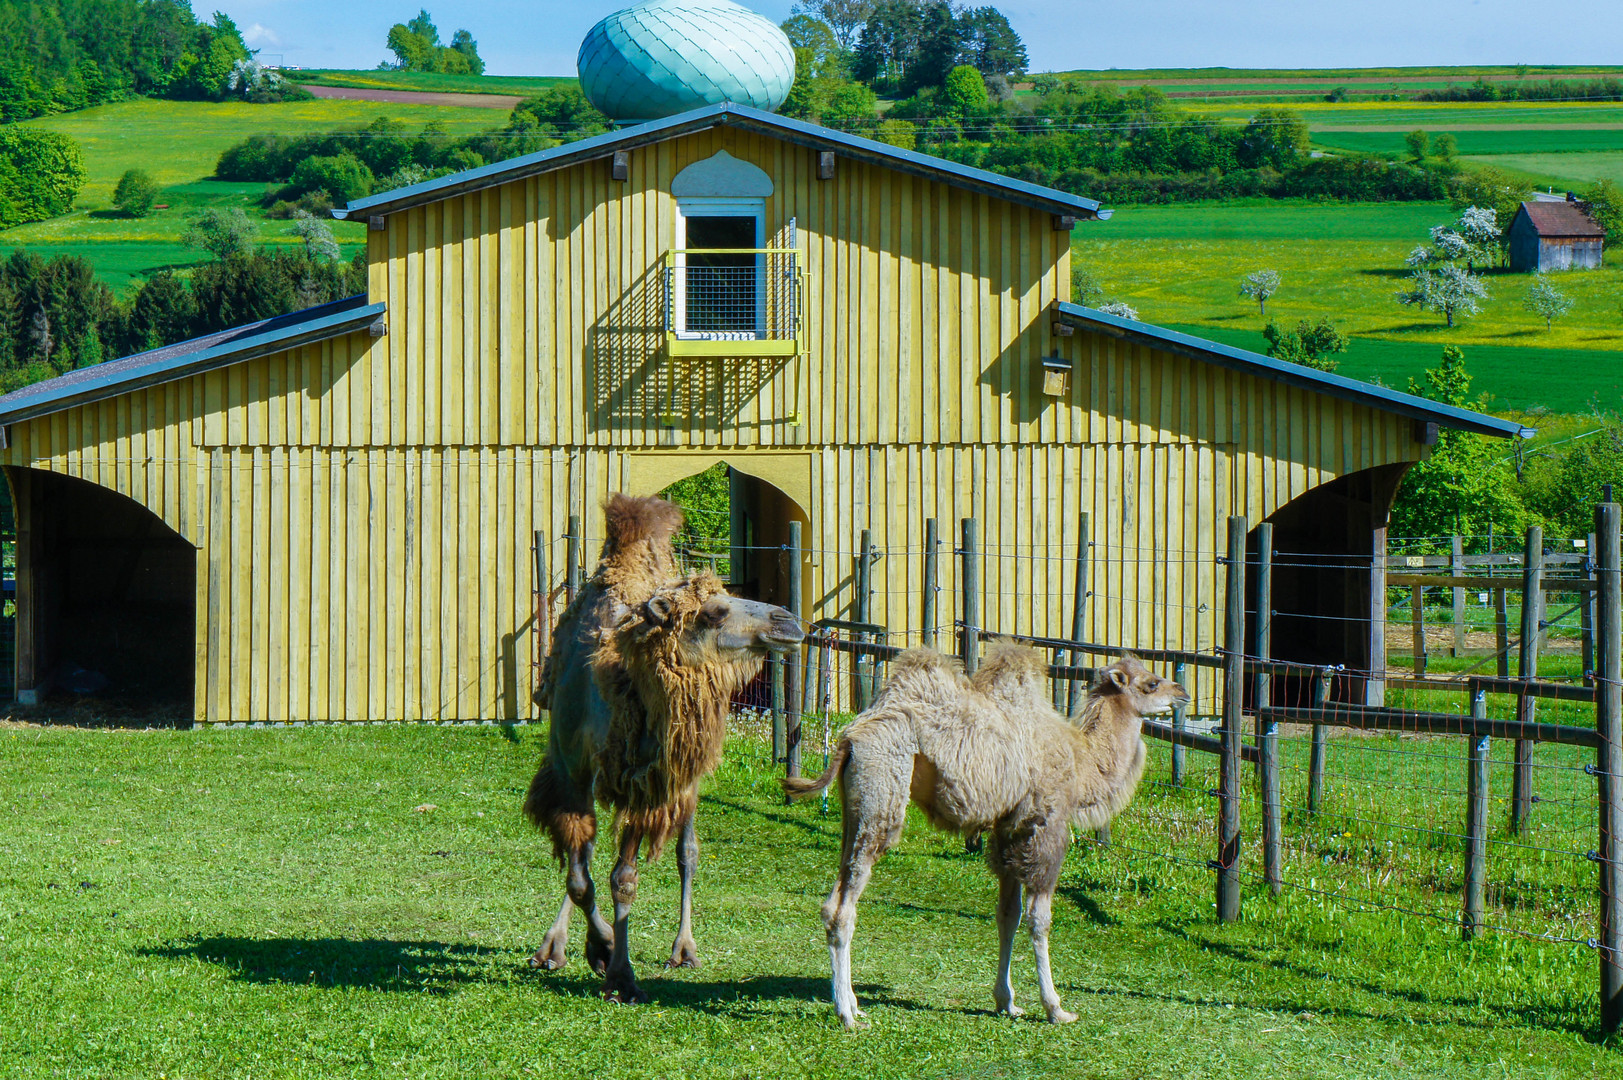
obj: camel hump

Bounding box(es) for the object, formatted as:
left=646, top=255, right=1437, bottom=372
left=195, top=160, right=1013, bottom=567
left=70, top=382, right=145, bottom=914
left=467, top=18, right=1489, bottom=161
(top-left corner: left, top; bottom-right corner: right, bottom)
left=969, top=640, right=1048, bottom=692
left=601, top=494, right=685, bottom=558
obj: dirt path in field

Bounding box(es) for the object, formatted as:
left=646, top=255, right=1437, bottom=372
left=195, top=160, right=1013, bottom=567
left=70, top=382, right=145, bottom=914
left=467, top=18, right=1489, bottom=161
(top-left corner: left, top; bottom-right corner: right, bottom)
left=298, top=84, right=522, bottom=109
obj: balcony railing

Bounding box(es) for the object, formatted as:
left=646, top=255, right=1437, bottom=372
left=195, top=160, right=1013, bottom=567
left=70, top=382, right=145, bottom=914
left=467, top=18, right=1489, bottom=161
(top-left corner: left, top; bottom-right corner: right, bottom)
left=662, top=247, right=803, bottom=357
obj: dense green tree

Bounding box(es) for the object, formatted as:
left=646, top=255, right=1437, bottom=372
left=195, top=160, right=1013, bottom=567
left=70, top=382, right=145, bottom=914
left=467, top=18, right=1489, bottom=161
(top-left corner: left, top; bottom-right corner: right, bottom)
left=510, top=84, right=609, bottom=138
left=1262, top=317, right=1348, bottom=372
left=791, top=0, right=875, bottom=49
left=0, top=127, right=87, bottom=227
left=182, top=207, right=256, bottom=261
left=1521, top=421, right=1623, bottom=536
left=118, top=269, right=196, bottom=353
left=111, top=167, right=158, bottom=217
left=1405, top=129, right=1429, bottom=162
left=940, top=64, right=988, bottom=118
left=1240, top=109, right=1309, bottom=169
left=1581, top=179, right=1623, bottom=246
left=388, top=10, right=482, bottom=74
left=959, top=6, right=1025, bottom=78
left=288, top=153, right=374, bottom=204
left=1389, top=346, right=1525, bottom=540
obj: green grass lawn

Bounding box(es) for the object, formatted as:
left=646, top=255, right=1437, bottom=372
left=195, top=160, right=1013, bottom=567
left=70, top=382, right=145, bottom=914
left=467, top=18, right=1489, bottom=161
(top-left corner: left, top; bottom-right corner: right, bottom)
left=1313, top=130, right=1623, bottom=157
left=293, top=70, right=572, bottom=97
left=1186, top=100, right=1623, bottom=127
left=1076, top=201, right=1623, bottom=414
left=0, top=713, right=1614, bottom=1078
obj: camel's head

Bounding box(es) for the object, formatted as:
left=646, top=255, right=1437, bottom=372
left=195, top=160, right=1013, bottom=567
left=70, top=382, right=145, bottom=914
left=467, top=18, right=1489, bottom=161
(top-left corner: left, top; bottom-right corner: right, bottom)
left=627, top=572, right=805, bottom=666
left=1094, top=653, right=1190, bottom=716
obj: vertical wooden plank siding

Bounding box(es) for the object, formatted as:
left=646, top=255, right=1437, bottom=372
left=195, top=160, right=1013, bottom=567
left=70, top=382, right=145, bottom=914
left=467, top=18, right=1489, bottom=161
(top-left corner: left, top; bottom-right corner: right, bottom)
left=0, top=129, right=1430, bottom=722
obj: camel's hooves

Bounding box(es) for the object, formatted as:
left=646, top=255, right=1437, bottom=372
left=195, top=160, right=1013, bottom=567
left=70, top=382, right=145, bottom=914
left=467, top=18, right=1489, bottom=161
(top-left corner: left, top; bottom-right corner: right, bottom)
left=585, top=936, right=612, bottom=976
left=665, top=940, right=701, bottom=969
left=1047, top=1008, right=1078, bottom=1025
left=528, top=942, right=568, bottom=970
left=997, top=1003, right=1026, bottom=1018
left=838, top=1013, right=869, bottom=1031
left=600, top=982, right=650, bottom=1005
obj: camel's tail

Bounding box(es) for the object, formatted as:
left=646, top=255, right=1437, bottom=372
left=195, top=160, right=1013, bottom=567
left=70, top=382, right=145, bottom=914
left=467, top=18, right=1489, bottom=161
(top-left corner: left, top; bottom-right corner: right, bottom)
left=781, top=740, right=850, bottom=801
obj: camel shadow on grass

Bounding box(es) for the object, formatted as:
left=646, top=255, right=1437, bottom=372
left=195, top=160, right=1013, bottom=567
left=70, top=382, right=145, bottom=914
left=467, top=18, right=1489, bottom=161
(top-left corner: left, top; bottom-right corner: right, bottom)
left=530, top=969, right=937, bottom=1018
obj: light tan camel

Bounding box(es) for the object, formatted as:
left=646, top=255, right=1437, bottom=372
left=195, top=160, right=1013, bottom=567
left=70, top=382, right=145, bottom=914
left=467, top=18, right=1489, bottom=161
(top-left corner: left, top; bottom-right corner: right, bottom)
left=526, top=494, right=804, bottom=1003
left=784, top=643, right=1189, bottom=1028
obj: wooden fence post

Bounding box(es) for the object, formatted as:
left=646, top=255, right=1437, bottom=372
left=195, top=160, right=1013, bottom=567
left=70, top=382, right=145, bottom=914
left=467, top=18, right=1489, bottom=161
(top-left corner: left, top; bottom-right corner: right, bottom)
left=1514, top=526, right=1543, bottom=833
left=777, top=521, right=802, bottom=768
left=1495, top=587, right=1510, bottom=679
left=1218, top=515, right=1247, bottom=923
left=922, top=517, right=938, bottom=649
left=1584, top=531, right=1597, bottom=685
left=1451, top=534, right=1466, bottom=658
left=1463, top=688, right=1489, bottom=942
left=565, top=514, right=583, bottom=604
left=1308, top=667, right=1332, bottom=813
left=1256, top=523, right=1281, bottom=897
left=960, top=518, right=980, bottom=677
left=1367, top=525, right=1387, bottom=706
left=1594, top=500, right=1622, bottom=1034
left=534, top=530, right=549, bottom=720
left=1170, top=659, right=1188, bottom=786
left=1411, top=584, right=1428, bottom=676
left=1067, top=511, right=1091, bottom=716
left=854, top=528, right=874, bottom=711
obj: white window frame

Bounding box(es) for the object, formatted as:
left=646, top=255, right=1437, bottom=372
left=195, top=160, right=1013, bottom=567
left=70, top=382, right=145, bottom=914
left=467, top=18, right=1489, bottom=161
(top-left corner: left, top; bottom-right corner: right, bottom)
left=673, top=197, right=766, bottom=340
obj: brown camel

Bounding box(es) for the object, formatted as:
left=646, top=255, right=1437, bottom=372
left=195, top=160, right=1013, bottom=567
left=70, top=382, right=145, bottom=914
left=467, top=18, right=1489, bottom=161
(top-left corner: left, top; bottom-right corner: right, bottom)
left=784, top=644, right=1189, bottom=1028
left=526, top=494, right=804, bottom=1003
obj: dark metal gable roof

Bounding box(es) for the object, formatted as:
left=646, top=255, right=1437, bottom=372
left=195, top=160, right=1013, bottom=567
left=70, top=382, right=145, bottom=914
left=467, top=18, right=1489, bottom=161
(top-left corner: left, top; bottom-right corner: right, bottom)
left=0, top=295, right=385, bottom=426
left=335, top=102, right=1104, bottom=221
left=1516, top=201, right=1606, bottom=238
left=1056, top=302, right=1531, bottom=440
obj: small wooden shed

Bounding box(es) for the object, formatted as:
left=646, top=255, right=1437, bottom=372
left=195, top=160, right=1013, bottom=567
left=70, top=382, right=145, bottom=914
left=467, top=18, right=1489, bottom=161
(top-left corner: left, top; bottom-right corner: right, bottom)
left=0, top=103, right=1526, bottom=722
left=1508, top=197, right=1605, bottom=272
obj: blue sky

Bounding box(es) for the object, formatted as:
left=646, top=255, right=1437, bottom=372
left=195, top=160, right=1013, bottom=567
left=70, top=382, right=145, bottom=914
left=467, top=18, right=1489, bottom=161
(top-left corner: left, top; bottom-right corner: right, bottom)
left=219, top=1, right=1623, bottom=77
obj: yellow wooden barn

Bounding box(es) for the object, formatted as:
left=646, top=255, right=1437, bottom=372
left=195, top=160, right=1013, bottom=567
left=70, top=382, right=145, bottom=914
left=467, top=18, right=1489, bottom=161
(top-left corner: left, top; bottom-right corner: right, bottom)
left=0, top=103, right=1526, bottom=722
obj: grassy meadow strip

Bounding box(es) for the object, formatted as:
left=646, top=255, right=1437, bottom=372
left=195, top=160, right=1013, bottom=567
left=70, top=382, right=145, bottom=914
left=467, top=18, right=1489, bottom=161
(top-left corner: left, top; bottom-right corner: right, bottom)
left=0, top=717, right=1615, bottom=1077
left=293, top=70, right=574, bottom=97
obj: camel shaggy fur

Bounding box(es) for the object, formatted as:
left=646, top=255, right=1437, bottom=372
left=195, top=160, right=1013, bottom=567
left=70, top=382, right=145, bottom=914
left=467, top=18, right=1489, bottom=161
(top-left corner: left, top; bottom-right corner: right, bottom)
left=785, top=643, right=1189, bottom=1028
left=525, top=493, right=803, bottom=1003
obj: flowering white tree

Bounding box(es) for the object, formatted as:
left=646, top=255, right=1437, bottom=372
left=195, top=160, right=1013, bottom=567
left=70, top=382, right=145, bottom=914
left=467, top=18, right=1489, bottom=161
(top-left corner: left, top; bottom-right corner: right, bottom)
left=289, top=209, right=340, bottom=262
left=1396, top=265, right=1489, bottom=328
left=1097, top=300, right=1139, bottom=321
left=1238, top=269, right=1280, bottom=316
left=1523, top=274, right=1574, bottom=329
left=1408, top=206, right=1501, bottom=272
left=227, top=58, right=285, bottom=97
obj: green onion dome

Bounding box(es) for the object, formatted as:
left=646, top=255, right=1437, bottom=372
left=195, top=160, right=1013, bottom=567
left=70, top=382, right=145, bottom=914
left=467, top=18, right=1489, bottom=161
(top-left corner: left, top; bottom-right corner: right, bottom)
left=578, top=0, right=797, bottom=122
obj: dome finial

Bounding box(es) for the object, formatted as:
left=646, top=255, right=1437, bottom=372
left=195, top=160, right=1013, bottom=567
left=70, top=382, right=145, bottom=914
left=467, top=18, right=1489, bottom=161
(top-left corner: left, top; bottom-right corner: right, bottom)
left=578, top=0, right=797, bottom=122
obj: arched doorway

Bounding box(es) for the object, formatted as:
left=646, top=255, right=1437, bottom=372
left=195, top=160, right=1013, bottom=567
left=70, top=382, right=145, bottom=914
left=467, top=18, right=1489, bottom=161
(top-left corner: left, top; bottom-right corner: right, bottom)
left=5, top=467, right=196, bottom=715
left=1248, top=463, right=1411, bottom=707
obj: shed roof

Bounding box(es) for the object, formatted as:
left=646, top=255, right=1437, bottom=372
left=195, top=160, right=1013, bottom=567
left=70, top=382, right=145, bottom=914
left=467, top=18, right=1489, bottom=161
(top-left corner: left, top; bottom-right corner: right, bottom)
left=334, top=102, right=1106, bottom=222
left=0, top=295, right=385, bottom=426
left=1516, top=200, right=1606, bottom=239
left=1056, top=303, right=1533, bottom=440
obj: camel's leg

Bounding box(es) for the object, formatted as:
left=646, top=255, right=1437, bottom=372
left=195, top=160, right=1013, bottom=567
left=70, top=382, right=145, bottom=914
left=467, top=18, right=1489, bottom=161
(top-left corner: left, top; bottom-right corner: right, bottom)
left=529, top=894, right=573, bottom=970
left=993, top=874, right=1024, bottom=1017
left=1027, top=889, right=1076, bottom=1024
left=563, top=837, right=614, bottom=976
left=603, top=827, right=648, bottom=1004
left=822, top=761, right=908, bottom=1030
left=666, top=814, right=700, bottom=969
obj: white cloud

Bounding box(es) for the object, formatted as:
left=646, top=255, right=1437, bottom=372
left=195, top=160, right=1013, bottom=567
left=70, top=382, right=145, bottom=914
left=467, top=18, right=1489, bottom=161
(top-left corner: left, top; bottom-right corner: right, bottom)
left=243, top=23, right=282, bottom=47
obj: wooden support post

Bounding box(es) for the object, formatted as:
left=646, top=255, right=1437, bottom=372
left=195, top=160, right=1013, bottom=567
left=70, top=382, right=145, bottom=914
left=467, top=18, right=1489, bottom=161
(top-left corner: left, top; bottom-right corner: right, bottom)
left=922, top=517, right=938, bottom=648
left=1367, top=525, right=1387, bottom=706
left=1067, top=511, right=1091, bottom=716
left=1170, top=659, right=1188, bottom=786
left=1411, top=584, right=1428, bottom=676
left=1514, top=526, right=1543, bottom=833
left=1495, top=587, right=1510, bottom=679
left=1463, top=689, right=1489, bottom=942
left=853, top=528, right=873, bottom=711
left=1308, top=667, right=1332, bottom=813
left=1256, top=524, right=1281, bottom=897
left=1218, top=515, right=1247, bottom=923
left=565, top=514, right=583, bottom=604
left=1594, top=501, right=1622, bottom=1034
left=960, top=518, right=979, bottom=676
left=1451, top=534, right=1466, bottom=658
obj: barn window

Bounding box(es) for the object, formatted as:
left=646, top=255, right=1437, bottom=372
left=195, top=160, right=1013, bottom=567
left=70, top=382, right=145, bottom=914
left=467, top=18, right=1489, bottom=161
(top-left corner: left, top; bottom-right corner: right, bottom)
left=672, top=198, right=766, bottom=339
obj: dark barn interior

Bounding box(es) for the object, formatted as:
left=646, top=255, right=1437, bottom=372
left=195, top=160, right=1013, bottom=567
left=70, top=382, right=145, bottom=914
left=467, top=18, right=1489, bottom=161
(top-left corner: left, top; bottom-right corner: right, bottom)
left=7, top=467, right=195, bottom=712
